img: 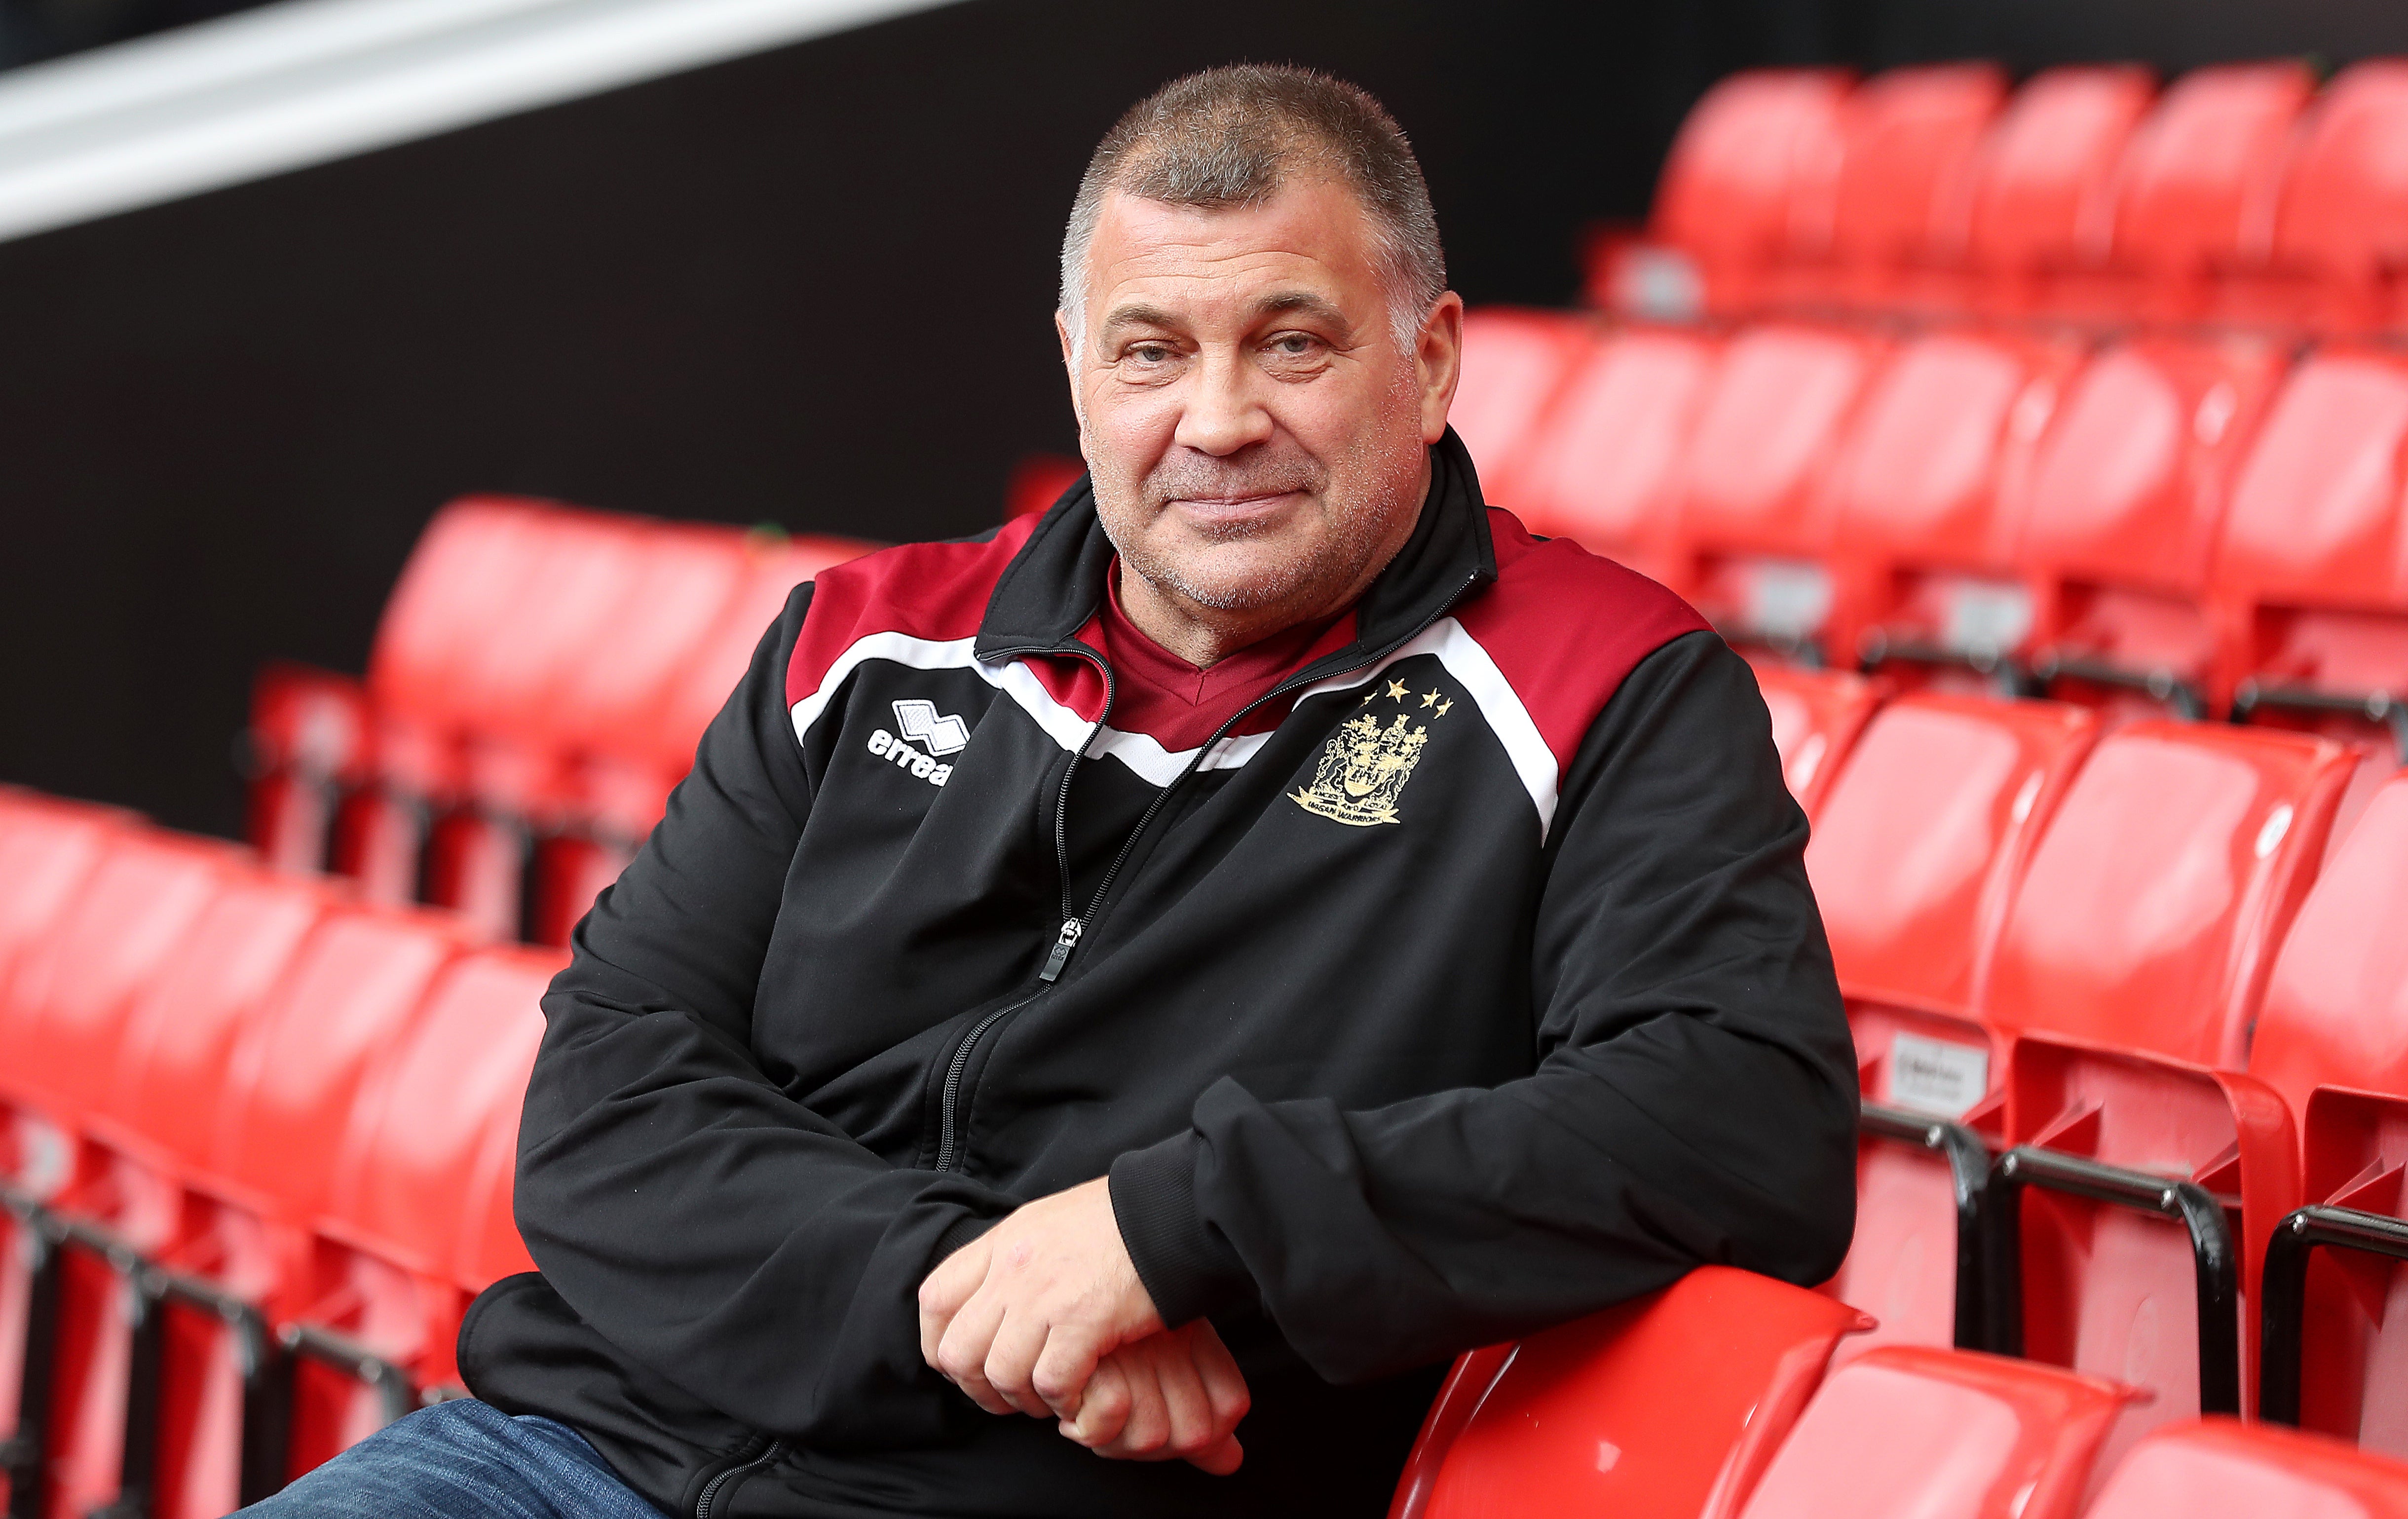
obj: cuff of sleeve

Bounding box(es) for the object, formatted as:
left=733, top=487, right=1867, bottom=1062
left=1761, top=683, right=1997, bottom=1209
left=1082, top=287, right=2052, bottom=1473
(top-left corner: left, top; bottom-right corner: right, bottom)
left=1108, top=1131, right=1253, bottom=1329
left=933, top=1211, right=996, bottom=1265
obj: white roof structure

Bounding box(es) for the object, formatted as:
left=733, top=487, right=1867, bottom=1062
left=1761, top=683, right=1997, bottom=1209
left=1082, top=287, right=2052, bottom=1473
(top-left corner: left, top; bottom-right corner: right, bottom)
left=0, top=0, right=949, bottom=244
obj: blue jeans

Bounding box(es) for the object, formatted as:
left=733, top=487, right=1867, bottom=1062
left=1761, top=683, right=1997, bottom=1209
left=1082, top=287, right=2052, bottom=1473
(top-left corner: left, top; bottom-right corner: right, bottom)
left=236, top=1398, right=668, bottom=1519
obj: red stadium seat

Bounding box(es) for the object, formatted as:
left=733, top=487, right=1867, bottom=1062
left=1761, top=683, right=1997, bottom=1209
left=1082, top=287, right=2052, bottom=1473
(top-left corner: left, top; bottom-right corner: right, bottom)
left=1731, top=1347, right=2132, bottom=1519
left=1831, top=329, right=2081, bottom=687
left=1680, top=323, right=1887, bottom=662
left=1388, top=1267, right=1870, bottom=1519
left=1449, top=307, right=1595, bottom=508
left=1512, top=325, right=1716, bottom=586
left=243, top=662, right=371, bottom=876
left=539, top=530, right=870, bottom=947
left=1780, top=64, right=2010, bottom=310
left=1753, top=664, right=1881, bottom=818
left=1943, top=67, right=2157, bottom=314
left=339, top=496, right=561, bottom=910
left=1982, top=723, right=2355, bottom=1464
left=2083, top=1418, right=2408, bottom=1518
left=2021, top=334, right=2290, bottom=723
left=2050, top=63, right=2317, bottom=323
left=78, top=907, right=476, bottom=1519
left=277, top=946, right=558, bottom=1482
left=1809, top=694, right=2098, bottom=1354
left=1593, top=70, right=1853, bottom=319
left=72, top=871, right=335, bottom=1519
left=2210, top=347, right=2408, bottom=774
left=2248, top=774, right=2408, bottom=1457
left=2225, top=61, right=2408, bottom=335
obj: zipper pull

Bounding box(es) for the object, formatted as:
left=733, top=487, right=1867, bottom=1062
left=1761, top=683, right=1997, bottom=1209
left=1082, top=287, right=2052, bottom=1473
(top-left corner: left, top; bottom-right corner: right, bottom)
left=1039, top=918, right=1083, bottom=983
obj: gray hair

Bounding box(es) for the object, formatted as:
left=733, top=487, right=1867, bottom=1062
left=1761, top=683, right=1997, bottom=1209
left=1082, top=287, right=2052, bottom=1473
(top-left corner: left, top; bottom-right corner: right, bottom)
left=1059, top=65, right=1448, bottom=354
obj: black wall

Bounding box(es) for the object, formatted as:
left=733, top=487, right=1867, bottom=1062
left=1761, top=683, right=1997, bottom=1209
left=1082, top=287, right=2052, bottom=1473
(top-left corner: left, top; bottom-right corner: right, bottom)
left=3, top=0, right=2405, bottom=837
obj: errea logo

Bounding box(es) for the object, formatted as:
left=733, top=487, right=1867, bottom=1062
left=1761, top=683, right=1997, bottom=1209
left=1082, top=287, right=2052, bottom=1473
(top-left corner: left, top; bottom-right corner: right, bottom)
left=866, top=698, right=968, bottom=787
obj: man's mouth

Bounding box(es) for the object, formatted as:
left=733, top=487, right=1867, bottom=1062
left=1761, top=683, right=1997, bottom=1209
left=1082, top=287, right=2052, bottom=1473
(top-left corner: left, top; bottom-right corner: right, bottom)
left=1165, top=491, right=1305, bottom=529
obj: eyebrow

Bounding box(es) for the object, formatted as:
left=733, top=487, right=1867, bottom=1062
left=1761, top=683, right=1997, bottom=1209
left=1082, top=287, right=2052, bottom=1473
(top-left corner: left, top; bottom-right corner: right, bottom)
left=1097, top=302, right=1182, bottom=342
left=1256, top=290, right=1354, bottom=335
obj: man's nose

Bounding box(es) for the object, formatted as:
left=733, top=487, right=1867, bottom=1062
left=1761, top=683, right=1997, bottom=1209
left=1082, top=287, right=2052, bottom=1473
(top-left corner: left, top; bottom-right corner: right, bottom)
left=1173, top=348, right=1275, bottom=457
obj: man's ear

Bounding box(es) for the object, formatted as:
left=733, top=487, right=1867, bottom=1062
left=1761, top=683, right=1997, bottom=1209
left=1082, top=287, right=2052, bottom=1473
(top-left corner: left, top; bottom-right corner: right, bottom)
left=1415, top=292, right=1466, bottom=446
left=1055, top=308, right=1088, bottom=437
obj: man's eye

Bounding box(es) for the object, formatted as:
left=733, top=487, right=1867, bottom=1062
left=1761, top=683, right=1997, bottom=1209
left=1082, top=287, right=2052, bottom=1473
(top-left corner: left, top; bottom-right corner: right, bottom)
left=1129, top=343, right=1174, bottom=364
left=1270, top=334, right=1317, bottom=356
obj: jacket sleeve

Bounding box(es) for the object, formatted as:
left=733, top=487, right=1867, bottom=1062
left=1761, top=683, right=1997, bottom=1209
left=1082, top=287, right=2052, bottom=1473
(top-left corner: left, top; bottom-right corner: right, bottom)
left=514, top=583, right=1015, bottom=1444
left=1107, top=630, right=1859, bottom=1382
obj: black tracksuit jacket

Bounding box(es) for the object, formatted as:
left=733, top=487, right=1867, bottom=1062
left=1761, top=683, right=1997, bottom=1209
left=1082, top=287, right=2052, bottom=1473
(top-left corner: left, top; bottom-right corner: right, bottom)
left=457, top=433, right=1859, bottom=1519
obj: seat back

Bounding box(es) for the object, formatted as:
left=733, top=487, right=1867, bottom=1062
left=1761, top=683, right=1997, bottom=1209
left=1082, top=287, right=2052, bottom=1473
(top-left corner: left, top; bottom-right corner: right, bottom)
left=1984, top=721, right=2354, bottom=1069
left=1829, top=330, right=2073, bottom=668
left=2083, top=1418, right=2408, bottom=1518
left=99, top=868, right=335, bottom=1177
left=2212, top=348, right=2408, bottom=718
left=645, top=534, right=871, bottom=778
left=1733, top=1347, right=2132, bottom=1519
left=455, top=1104, right=537, bottom=1292
left=2020, top=335, right=2289, bottom=702
left=1448, top=308, right=1594, bottom=506
left=208, top=907, right=470, bottom=1220
left=1820, top=64, right=2010, bottom=272
left=1753, top=664, right=1881, bottom=818
left=7, top=830, right=242, bottom=1131
left=1680, top=324, right=1885, bottom=651
left=322, top=945, right=560, bottom=1276
left=2263, top=62, right=2408, bottom=292
left=1514, top=326, right=1716, bottom=575
left=536, top=522, right=750, bottom=764
left=1389, top=1267, right=1870, bottom=1519
left=2249, top=772, right=2408, bottom=1123
left=2106, top=63, right=2317, bottom=284
left=0, top=798, right=126, bottom=1100
left=1956, top=68, right=2158, bottom=280
left=365, top=496, right=561, bottom=749
left=1811, top=694, right=2099, bottom=1078
left=2246, top=775, right=2408, bottom=1452
left=1652, top=71, right=1854, bottom=273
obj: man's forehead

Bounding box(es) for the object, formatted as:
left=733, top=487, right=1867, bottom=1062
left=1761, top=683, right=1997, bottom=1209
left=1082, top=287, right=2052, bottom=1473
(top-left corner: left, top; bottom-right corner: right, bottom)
left=1084, top=181, right=1383, bottom=328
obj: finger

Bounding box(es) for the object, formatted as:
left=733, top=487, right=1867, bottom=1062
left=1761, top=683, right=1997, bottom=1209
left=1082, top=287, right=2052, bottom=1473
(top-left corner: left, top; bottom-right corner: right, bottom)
left=1188, top=1322, right=1252, bottom=1432
left=1184, top=1433, right=1244, bottom=1477
left=917, top=1240, right=990, bottom=1367
left=1060, top=1357, right=1130, bottom=1448
left=1098, top=1348, right=1170, bottom=1458
left=934, top=1292, right=1014, bottom=1416
left=982, top=1312, right=1056, bottom=1419
left=1030, top=1322, right=1110, bottom=1421
left=1147, top=1331, right=1216, bottom=1460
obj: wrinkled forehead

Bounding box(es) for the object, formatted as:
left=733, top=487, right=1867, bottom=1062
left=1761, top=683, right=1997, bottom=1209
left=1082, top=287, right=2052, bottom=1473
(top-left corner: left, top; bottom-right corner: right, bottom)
left=1080, top=179, right=1389, bottom=338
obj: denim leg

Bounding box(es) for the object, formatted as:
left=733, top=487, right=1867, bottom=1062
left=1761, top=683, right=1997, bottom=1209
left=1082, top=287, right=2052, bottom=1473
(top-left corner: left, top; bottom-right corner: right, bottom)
left=234, top=1398, right=669, bottom=1519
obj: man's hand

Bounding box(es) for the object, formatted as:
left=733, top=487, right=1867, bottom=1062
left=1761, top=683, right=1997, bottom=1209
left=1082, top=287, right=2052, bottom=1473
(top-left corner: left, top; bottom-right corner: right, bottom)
left=918, top=1177, right=1165, bottom=1423
left=1059, top=1321, right=1248, bottom=1474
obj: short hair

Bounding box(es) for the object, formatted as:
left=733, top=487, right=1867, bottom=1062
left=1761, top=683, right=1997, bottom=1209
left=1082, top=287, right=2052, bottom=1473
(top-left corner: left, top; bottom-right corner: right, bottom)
left=1059, top=65, right=1448, bottom=351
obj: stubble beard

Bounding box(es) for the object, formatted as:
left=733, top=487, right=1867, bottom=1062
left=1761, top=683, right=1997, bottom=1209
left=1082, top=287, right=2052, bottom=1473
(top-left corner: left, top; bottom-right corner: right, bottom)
left=1092, top=367, right=1427, bottom=618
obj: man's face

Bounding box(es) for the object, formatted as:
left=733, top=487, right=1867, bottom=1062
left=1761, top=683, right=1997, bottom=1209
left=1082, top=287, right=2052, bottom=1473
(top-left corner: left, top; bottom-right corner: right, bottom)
left=1060, top=177, right=1461, bottom=627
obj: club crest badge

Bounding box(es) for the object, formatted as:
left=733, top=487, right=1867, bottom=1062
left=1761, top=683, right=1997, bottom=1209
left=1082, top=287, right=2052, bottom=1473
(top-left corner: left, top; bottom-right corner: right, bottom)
left=1291, top=678, right=1453, bottom=827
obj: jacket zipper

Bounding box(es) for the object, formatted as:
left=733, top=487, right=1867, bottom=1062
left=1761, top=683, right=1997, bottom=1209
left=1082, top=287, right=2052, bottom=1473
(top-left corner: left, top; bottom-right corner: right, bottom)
left=693, top=1435, right=787, bottom=1519
left=938, top=570, right=1478, bottom=1170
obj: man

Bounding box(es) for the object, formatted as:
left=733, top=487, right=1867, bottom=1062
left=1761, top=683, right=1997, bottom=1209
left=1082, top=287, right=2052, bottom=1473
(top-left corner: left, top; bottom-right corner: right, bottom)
left=250, top=64, right=1855, bottom=1519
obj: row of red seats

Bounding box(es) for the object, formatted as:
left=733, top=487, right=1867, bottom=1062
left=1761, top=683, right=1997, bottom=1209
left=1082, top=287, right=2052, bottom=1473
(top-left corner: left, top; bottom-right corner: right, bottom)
left=12, top=764, right=2407, bottom=1517
left=0, top=788, right=551, bottom=1519
left=1759, top=662, right=2408, bottom=1472
left=1594, top=59, right=2408, bottom=335
left=247, top=499, right=874, bottom=948
left=1395, top=1268, right=2408, bottom=1519
left=1452, top=309, right=2408, bottom=789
